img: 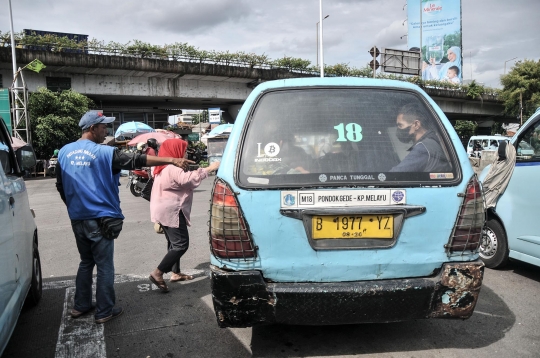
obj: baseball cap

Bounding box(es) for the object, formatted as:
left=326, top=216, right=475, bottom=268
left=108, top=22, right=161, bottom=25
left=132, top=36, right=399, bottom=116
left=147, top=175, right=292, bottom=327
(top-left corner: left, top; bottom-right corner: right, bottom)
left=79, top=111, right=115, bottom=130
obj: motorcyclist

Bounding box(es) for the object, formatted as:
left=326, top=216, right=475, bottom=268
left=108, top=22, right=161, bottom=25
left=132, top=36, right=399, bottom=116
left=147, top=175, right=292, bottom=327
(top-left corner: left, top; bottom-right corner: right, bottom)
left=136, top=142, right=146, bottom=154
left=146, top=138, right=158, bottom=156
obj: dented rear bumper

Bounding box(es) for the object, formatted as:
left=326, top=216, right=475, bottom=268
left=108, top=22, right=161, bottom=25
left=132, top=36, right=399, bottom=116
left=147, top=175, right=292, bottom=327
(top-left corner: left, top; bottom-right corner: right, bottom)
left=210, top=261, right=484, bottom=328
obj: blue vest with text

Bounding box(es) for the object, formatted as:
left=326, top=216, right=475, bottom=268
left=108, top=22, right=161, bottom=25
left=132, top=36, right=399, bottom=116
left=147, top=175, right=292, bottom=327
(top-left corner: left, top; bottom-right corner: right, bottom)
left=58, top=140, right=123, bottom=220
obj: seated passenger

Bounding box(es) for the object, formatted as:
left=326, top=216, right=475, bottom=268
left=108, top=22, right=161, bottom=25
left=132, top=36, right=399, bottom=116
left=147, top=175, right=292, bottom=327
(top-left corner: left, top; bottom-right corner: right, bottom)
left=488, top=140, right=499, bottom=150
left=390, top=104, right=451, bottom=172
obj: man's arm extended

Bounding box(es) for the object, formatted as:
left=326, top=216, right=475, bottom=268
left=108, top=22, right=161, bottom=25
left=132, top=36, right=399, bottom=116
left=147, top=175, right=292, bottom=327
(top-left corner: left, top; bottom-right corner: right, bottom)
left=112, top=149, right=193, bottom=171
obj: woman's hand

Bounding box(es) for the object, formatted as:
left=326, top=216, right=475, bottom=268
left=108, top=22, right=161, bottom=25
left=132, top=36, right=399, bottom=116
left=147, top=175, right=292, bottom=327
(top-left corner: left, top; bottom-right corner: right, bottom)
left=206, top=161, right=220, bottom=173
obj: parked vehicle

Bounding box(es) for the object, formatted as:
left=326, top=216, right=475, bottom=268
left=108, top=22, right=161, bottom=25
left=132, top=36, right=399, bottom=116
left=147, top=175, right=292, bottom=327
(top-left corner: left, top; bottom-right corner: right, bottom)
left=208, top=78, right=485, bottom=328
left=0, top=117, right=41, bottom=355
left=467, top=135, right=510, bottom=157
left=128, top=168, right=150, bottom=196
left=480, top=107, right=540, bottom=268
left=186, top=145, right=208, bottom=164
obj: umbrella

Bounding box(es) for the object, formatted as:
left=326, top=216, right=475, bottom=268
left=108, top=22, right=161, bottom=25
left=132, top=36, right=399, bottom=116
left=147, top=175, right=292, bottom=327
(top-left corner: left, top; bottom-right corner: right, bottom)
left=206, top=123, right=233, bottom=138
left=114, top=121, right=155, bottom=138
left=127, top=131, right=181, bottom=146
left=11, top=137, right=27, bottom=150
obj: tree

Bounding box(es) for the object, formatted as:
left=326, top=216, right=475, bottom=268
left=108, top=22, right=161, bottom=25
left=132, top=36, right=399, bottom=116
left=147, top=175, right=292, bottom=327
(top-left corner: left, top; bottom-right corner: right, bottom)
left=453, top=120, right=477, bottom=148
left=28, top=88, right=95, bottom=158
left=500, top=59, right=540, bottom=120
left=191, top=111, right=208, bottom=125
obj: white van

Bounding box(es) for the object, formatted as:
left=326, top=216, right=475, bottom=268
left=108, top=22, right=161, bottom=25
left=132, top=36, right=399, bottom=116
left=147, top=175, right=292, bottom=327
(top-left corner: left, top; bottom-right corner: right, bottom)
left=467, top=135, right=510, bottom=156
left=0, top=117, right=41, bottom=355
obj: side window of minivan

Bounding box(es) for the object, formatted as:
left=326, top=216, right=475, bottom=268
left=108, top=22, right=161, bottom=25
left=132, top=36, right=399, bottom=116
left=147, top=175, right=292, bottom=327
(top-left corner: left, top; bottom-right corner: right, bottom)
left=516, top=120, right=540, bottom=161
left=0, top=127, right=12, bottom=175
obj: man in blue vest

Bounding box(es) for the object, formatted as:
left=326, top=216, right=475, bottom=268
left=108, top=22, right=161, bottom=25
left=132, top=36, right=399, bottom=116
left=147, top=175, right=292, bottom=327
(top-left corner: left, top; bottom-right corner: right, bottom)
left=56, top=111, right=193, bottom=324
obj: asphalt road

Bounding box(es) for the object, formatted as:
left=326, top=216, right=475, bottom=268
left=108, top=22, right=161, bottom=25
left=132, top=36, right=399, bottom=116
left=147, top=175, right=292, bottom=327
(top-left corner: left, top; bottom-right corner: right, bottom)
left=3, top=176, right=540, bottom=358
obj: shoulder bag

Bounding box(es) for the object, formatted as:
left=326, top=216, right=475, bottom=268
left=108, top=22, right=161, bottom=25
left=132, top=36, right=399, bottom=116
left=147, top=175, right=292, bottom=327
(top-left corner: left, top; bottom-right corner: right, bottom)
left=140, top=178, right=154, bottom=201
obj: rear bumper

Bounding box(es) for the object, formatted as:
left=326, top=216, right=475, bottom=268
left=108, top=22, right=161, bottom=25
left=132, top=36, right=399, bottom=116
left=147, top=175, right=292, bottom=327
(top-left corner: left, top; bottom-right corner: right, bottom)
left=210, top=260, right=484, bottom=328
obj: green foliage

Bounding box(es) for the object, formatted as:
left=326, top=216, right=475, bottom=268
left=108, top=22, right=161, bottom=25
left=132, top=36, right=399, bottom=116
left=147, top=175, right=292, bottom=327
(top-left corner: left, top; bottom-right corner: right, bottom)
left=452, top=120, right=477, bottom=148
left=272, top=56, right=311, bottom=72
left=500, top=59, right=540, bottom=119
left=190, top=111, right=208, bottom=125
left=463, top=80, right=485, bottom=99
left=28, top=88, right=94, bottom=158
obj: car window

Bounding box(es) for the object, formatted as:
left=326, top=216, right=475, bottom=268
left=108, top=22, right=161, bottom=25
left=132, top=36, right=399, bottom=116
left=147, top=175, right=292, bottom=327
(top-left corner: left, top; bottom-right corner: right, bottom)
left=238, top=88, right=458, bottom=187
left=516, top=120, right=540, bottom=161
left=0, top=127, right=12, bottom=175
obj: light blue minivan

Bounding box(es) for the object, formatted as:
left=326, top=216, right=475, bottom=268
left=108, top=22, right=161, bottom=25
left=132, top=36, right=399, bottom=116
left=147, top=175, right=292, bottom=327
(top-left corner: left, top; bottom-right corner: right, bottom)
left=0, top=117, right=41, bottom=355
left=480, top=108, right=540, bottom=268
left=208, top=78, right=485, bottom=327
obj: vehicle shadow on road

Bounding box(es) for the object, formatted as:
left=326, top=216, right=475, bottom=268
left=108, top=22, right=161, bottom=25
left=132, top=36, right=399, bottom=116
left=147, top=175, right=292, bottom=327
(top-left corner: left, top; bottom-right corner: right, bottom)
left=250, top=285, right=514, bottom=357
left=498, top=260, right=540, bottom=283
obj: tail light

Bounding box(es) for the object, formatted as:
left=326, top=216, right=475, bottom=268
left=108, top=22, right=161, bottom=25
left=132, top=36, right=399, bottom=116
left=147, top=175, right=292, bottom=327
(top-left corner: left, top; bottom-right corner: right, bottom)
left=446, top=176, right=485, bottom=254
left=209, top=179, right=256, bottom=260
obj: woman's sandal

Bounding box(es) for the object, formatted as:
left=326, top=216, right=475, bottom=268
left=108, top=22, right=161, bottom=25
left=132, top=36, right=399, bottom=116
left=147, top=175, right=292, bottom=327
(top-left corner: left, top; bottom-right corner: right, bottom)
left=170, top=273, right=194, bottom=282
left=149, top=275, right=169, bottom=292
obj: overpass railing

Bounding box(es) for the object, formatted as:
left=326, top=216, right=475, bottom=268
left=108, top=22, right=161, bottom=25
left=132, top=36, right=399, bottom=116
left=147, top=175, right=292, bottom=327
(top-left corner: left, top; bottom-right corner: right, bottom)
left=0, top=33, right=501, bottom=101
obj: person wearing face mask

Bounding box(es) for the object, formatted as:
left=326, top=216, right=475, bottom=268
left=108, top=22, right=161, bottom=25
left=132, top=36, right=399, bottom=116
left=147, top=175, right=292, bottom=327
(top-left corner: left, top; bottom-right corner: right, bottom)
left=390, top=104, right=451, bottom=172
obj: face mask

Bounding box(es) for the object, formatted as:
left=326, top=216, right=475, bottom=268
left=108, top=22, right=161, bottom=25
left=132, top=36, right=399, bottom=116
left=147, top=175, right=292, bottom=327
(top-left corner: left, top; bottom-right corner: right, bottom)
left=396, top=125, right=414, bottom=143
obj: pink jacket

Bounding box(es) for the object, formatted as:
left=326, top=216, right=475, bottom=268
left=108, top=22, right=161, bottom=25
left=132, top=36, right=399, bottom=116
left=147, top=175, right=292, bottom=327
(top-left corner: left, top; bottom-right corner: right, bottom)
left=150, top=166, right=209, bottom=227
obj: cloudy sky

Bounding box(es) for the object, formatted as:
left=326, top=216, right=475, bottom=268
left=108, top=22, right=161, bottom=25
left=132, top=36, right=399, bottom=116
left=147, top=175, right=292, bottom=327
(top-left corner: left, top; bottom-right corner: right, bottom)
left=3, top=0, right=540, bottom=88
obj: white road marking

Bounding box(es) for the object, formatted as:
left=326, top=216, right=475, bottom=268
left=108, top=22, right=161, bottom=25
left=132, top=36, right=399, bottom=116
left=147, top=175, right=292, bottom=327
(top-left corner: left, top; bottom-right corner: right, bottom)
left=55, top=287, right=106, bottom=358
left=52, top=269, right=208, bottom=358
left=44, top=270, right=207, bottom=290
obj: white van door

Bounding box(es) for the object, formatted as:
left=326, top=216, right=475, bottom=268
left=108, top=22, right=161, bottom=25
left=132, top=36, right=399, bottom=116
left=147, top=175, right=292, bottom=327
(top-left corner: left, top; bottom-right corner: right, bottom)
left=0, top=127, right=17, bottom=346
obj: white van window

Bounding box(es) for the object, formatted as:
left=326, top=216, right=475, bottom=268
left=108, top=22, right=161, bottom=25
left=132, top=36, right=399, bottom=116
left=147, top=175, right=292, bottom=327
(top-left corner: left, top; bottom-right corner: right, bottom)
left=239, top=88, right=458, bottom=187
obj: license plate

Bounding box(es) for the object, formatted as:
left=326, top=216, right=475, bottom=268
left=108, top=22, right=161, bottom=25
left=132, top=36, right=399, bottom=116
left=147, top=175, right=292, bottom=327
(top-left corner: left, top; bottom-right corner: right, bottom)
left=312, top=215, right=394, bottom=239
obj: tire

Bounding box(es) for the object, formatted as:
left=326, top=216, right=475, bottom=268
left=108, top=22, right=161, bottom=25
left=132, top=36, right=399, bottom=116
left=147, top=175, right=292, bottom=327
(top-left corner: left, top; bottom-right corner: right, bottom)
left=479, top=219, right=509, bottom=269
left=25, top=242, right=43, bottom=306
left=130, top=182, right=142, bottom=196
left=47, top=167, right=56, bottom=178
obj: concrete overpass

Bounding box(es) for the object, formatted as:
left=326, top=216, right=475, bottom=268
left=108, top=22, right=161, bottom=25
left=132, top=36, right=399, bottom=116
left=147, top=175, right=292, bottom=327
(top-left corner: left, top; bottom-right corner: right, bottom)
left=0, top=48, right=514, bottom=130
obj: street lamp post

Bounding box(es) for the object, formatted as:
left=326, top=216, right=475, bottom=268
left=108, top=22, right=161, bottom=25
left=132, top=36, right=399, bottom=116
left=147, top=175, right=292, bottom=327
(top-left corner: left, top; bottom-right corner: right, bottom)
left=504, top=57, right=518, bottom=75
left=316, top=14, right=329, bottom=68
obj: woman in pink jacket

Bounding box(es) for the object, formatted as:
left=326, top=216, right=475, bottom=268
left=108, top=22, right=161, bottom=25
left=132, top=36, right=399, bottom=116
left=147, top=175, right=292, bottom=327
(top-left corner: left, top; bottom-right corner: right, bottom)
left=149, top=139, right=219, bottom=292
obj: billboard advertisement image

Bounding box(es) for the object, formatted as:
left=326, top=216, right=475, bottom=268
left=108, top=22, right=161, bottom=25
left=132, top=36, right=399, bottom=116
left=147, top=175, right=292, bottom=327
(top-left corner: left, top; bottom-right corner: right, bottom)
left=407, top=0, right=462, bottom=83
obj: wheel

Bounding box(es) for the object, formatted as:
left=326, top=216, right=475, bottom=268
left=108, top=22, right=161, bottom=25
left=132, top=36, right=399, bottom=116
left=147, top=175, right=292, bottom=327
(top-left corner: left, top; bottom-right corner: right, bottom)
left=25, top=242, right=43, bottom=306
left=479, top=219, right=509, bottom=269
left=47, top=167, right=56, bottom=178
left=130, top=182, right=142, bottom=196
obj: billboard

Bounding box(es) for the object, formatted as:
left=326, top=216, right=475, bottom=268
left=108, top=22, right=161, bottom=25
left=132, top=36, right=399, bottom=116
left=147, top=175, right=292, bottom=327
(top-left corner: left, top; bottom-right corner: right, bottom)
left=407, top=0, right=462, bottom=83
left=208, top=108, right=221, bottom=124
left=0, top=89, right=11, bottom=134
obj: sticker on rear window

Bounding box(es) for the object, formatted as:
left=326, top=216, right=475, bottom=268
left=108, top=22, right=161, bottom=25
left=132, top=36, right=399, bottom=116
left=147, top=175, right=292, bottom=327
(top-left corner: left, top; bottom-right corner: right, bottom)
left=429, top=173, right=454, bottom=179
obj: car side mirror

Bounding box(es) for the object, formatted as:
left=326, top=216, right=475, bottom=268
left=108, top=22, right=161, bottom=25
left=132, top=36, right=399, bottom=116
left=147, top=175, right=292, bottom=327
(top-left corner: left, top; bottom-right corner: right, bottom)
left=15, top=145, right=37, bottom=175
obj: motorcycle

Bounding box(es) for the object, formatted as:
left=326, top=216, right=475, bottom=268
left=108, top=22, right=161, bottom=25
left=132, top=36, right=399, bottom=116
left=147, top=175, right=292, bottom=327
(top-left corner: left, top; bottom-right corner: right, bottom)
left=47, top=157, right=58, bottom=177
left=127, top=168, right=150, bottom=197
left=186, top=147, right=208, bottom=164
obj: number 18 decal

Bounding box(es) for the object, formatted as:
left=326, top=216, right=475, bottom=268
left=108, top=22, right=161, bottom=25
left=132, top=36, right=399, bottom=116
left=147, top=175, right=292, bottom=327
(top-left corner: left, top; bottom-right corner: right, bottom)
left=334, top=123, right=363, bottom=142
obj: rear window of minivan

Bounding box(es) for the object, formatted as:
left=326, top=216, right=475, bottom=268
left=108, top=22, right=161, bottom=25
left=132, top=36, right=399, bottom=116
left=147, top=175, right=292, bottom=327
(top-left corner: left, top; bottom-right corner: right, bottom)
left=238, top=88, right=459, bottom=187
